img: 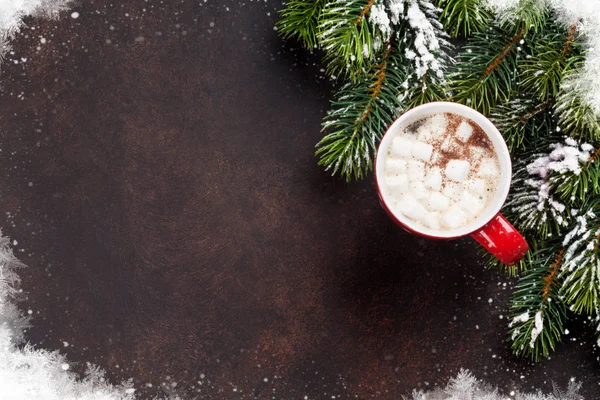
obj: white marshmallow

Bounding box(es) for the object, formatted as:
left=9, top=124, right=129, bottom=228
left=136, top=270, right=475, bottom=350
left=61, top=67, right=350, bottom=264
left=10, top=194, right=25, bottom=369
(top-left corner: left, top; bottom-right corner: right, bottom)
left=411, top=141, right=433, bottom=162
left=445, top=160, right=471, bottom=182
left=397, top=194, right=428, bottom=221
left=478, top=158, right=500, bottom=177
left=417, top=113, right=448, bottom=142
left=442, top=182, right=460, bottom=199
left=442, top=205, right=468, bottom=229
left=455, top=121, right=473, bottom=142
left=430, top=151, right=443, bottom=164
left=465, top=178, right=487, bottom=194
left=470, top=146, right=487, bottom=162
left=385, top=159, right=408, bottom=174
left=440, top=137, right=458, bottom=152
left=459, top=191, right=486, bottom=215
left=385, top=173, right=409, bottom=191
left=424, top=167, right=443, bottom=191
left=391, top=136, right=414, bottom=158
left=423, top=212, right=441, bottom=230
left=424, top=192, right=450, bottom=211
left=408, top=160, right=425, bottom=182
left=409, top=181, right=428, bottom=200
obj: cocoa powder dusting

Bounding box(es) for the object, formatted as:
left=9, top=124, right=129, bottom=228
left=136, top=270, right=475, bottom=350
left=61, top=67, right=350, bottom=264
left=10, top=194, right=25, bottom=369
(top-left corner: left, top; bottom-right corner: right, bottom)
left=406, top=112, right=494, bottom=172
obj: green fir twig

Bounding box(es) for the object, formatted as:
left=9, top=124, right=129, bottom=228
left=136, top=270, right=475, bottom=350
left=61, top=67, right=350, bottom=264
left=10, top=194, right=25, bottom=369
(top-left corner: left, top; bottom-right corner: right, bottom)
left=276, top=0, right=327, bottom=50
left=435, top=0, right=491, bottom=37
left=508, top=250, right=567, bottom=361
left=316, top=44, right=407, bottom=180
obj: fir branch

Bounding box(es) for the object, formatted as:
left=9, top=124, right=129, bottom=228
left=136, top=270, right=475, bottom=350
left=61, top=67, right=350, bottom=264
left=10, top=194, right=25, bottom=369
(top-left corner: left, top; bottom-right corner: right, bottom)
left=435, top=0, right=491, bottom=38
left=319, top=0, right=381, bottom=80
left=508, top=250, right=567, bottom=361
left=494, top=0, right=548, bottom=35
left=481, top=247, right=534, bottom=277
left=555, top=66, right=600, bottom=141
left=552, top=146, right=600, bottom=202
left=490, top=99, right=553, bottom=151
left=316, top=44, right=406, bottom=180
left=398, top=0, right=451, bottom=83
left=276, top=0, right=327, bottom=50
left=519, top=23, right=583, bottom=103
left=483, top=27, right=525, bottom=80
left=448, top=25, right=521, bottom=115
left=506, top=139, right=589, bottom=238
left=559, top=208, right=600, bottom=315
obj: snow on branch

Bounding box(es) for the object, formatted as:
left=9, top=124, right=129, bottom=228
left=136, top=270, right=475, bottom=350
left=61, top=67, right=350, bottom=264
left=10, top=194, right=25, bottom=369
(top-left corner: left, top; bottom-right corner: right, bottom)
left=484, top=0, right=600, bottom=116
left=508, top=138, right=594, bottom=232
left=366, top=0, right=449, bottom=81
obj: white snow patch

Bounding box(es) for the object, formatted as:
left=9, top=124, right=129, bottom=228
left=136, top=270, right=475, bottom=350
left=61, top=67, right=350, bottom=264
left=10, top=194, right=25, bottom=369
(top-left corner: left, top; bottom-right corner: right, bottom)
left=388, top=0, right=404, bottom=25
left=405, top=0, right=443, bottom=78
left=408, top=369, right=582, bottom=399
left=0, top=231, right=137, bottom=399
left=509, top=312, right=530, bottom=327
left=526, top=139, right=593, bottom=178
left=0, top=0, right=71, bottom=64
left=530, top=310, right=544, bottom=348
left=369, top=2, right=392, bottom=41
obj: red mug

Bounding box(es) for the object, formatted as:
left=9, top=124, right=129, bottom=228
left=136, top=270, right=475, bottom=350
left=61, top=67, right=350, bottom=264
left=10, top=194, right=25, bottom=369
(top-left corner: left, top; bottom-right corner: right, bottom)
left=374, top=102, right=528, bottom=265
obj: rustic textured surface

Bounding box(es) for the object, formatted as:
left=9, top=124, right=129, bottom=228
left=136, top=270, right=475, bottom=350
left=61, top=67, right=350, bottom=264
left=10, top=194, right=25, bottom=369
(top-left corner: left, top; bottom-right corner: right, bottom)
left=0, top=1, right=598, bottom=398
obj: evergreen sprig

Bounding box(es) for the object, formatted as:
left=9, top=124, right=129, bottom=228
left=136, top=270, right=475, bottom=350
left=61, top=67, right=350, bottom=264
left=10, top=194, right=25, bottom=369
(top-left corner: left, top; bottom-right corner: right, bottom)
left=518, top=24, right=582, bottom=103
left=316, top=0, right=450, bottom=178
left=448, top=25, right=522, bottom=115
left=559, top=208, right=600, bottom=315
left=316, top=45, right=407, bottom=180
left=435, top=0, right=491, bottom=37
left=508, top=250, right=567, bottom=361
left=276, top=0, right=327, bottom=50
left=319, top=0, right=381, bottom=80
left=551, top=150, right=600, bottom=202
left=555, top=68, right=600, bottom=141
left=495, top=0, right=548, bottom=35
left=490, top=99, right=554, bottom=151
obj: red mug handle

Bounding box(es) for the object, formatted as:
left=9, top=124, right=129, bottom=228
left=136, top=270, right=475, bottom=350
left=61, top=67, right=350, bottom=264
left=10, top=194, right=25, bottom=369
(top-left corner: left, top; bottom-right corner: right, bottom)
left=470, top=213, right=529, bottom=265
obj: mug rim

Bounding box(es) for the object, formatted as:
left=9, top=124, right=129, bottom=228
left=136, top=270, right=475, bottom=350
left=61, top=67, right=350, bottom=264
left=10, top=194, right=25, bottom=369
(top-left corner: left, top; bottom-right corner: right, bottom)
left=374, top=101, right=512, bottom=239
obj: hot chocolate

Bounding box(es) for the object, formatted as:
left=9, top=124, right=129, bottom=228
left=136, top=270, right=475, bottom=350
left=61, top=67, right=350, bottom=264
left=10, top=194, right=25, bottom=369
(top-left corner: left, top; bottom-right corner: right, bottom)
left=381, top=112, right=501, bottom=231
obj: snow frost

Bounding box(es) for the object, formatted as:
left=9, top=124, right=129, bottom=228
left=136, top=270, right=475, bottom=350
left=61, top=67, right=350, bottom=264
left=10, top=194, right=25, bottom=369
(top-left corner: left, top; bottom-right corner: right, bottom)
left=405, top=0, right=444, bottom=79
left=485, top=0, right=600, bottom=115
left=514, top=138, right=594, bottom=227
left=0, top=0, right=71, bottom=64
left=408, top=369, right=582, bottom=400
left=530, top=310, right=544, bottom=348
left=509, top=311, right=530, bottom=327
left=527, top=138, right=592, bottom=178
left=0, top=233, right=135, bottom=399
left=367, top=0, right=447, bottom=81
left=388, top=0, right=404, bottom=25
left=369, top=1, right=392, bottom=41
left=561, top=208, right=598, bottom=290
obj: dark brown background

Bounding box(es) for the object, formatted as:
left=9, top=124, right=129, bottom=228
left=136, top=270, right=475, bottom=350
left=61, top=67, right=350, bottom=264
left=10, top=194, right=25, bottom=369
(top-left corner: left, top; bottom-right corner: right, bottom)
left=1, top=0, right=599, bottom=398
